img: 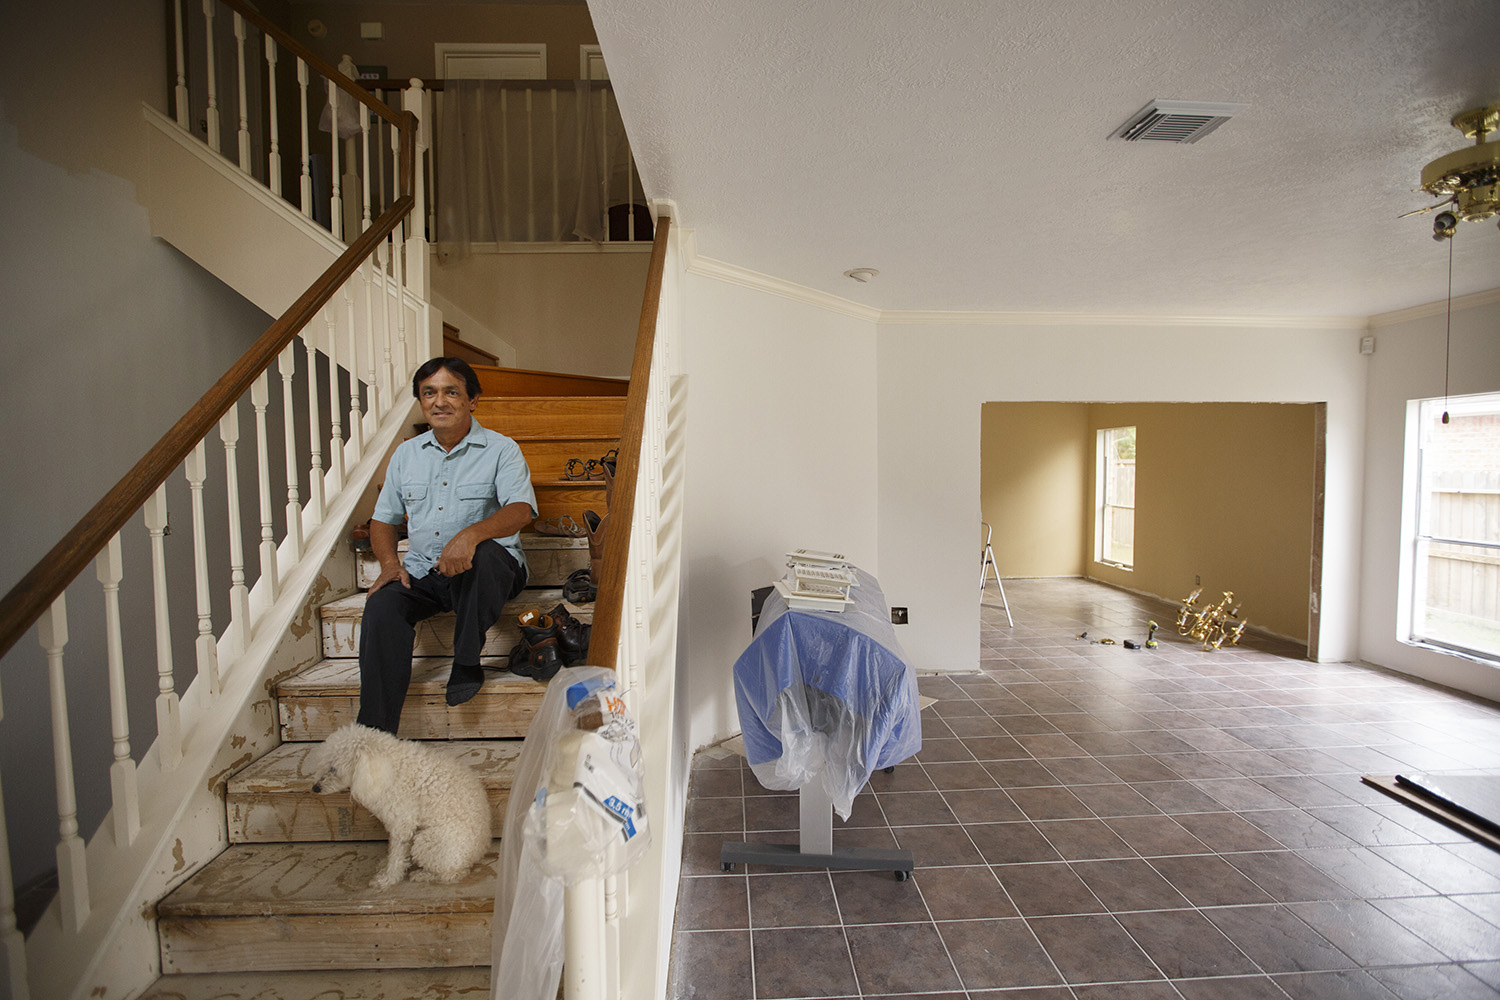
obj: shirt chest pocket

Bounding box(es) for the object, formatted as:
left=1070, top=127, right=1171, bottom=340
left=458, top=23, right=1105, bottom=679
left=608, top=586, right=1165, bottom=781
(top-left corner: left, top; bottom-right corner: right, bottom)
left=456, top=482, right=498, bottom=519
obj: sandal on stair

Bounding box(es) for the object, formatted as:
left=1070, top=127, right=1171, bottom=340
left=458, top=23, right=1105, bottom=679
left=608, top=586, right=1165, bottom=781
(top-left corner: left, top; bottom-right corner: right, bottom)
left=533, top=514, right=586, bottom=538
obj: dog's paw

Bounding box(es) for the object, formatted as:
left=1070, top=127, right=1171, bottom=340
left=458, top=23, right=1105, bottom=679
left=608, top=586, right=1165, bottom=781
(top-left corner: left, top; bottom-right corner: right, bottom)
left=369, top=873, right=401, bottom=890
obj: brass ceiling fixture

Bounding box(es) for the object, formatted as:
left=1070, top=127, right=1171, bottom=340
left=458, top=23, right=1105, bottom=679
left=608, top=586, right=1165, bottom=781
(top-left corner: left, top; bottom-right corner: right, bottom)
left=1405, top=104, right=1500, bottom=240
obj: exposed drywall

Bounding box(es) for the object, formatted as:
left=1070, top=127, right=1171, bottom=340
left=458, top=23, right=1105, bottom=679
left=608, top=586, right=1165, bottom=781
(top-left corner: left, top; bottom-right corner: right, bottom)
left=980, top=403, right=1090, bottom=577
left=0, top=0, right=274, bottom=884
left=679, top=271, right=880, bottom=752
left=432, top=249, right=650, bottom=377
left=877, top=320, right=1366, bottom=673
left=1085, top=402, right=1316, bottom=642
left=289, top=3, right=600, bottom=81
left=1360, top=293, right=1500, bottom=702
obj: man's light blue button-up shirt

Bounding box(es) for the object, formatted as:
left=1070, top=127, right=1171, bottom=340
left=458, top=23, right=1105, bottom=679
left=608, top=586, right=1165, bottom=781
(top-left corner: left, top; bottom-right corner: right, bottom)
left=372, top=418, right=538, bottom=579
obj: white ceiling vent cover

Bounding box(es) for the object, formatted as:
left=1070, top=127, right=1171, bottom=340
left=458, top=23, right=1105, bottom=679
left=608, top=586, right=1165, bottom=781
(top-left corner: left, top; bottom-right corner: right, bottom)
left=1111, top=99, right=1250, bottom=143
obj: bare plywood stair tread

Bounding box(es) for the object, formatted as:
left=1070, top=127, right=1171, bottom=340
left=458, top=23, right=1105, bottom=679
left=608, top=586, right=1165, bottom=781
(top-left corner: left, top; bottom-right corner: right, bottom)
left=277, top=656, right=548, bottom=741
left=159, top=841, right=501, bottom=917
left=227, top=740, right=520, bottom=843
left=137, top=967, right=489, bottom=999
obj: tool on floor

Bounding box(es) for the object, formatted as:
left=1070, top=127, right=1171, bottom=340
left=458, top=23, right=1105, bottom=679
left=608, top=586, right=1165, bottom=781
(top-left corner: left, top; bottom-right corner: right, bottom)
left=1146, top=620, right=1159, bottom=648
left=979, top=522, right=1013, bottom=627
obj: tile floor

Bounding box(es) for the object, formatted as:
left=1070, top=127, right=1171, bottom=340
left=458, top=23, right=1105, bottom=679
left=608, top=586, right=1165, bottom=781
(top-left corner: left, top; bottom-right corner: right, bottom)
left=668, top=578, right=1500, bottom=1000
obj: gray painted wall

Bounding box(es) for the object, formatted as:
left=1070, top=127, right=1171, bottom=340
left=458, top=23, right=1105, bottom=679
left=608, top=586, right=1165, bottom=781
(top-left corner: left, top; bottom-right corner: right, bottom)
left=0, top=1, right=273, bottom=885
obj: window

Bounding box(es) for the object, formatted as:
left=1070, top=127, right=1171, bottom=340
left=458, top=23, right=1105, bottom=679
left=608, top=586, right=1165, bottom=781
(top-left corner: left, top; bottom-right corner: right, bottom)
left=1403, top=393, right=1500, bottom=661
left=1096, top=426, right=1136, bottom=569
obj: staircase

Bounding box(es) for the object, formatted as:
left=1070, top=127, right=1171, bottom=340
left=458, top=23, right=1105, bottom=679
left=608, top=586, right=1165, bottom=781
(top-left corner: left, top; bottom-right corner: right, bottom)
left=132, top=377, right=625, bottom=996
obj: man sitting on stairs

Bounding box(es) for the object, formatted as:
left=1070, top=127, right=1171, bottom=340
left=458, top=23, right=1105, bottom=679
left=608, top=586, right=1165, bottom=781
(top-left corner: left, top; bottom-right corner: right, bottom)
left=358, top=356, right=538, bottom=733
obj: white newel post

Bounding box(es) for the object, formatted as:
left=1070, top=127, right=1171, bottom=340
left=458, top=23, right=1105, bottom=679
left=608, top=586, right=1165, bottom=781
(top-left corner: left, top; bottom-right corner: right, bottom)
left=221, top=403, right=250, bottom=656
left=145, top=485, right=183, bottom=770
left=202, top=0, right=220, bottom=153
left=40, top=596, right=89, bottom=932
left=564, top=881, right=607, bottom=1000
left=280, top=344, right=304, bottom=559
left=266, top=36, right=282, bottom=197
left=251, top=372, right=279, bottom=603
left=0, top=678, right=31, bottom=999
left=303, top=332, right=326, bottom=527
left=233, top=12, right=251, bottom=172
left=185, top=442, right=221, bottom=696
left=403, top=81, right=430, bottom=300
left=97, top=535, right=141, bottom=847
left=172, top=0, right=189, bottom=129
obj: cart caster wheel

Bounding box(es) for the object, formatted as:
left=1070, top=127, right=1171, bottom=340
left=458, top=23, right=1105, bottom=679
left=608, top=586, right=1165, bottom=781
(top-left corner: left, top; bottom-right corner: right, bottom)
left=894, top=869, right=911, bottom=882
left=722, top=862, right=735, bottom=872
left=883, top=766, right=896, bottom=775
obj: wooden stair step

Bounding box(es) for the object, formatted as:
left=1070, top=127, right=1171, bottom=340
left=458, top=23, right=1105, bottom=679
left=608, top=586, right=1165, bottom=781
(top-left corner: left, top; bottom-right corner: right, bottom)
left=319, top=588, right=586, bottom=660
left=137, top=967, right=489, bottom=999
left=514, top=437, right=621, bottom=476
left=156, top=842, right=497, bottom=973
left=356, top=539, right=588, bottom=589
left=227, top=740, right=520, bottom=843
left=277, top=657, right=548, bottom=741
left=475, top=397, right=624, bottom=438
left=474, top=364, right=627, bottom=398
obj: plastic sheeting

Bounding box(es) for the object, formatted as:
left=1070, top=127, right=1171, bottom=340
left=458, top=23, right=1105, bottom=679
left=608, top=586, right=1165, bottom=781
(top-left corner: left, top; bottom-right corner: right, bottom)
left=733, top=567, right=921, bottom=819
left=491, top=667, right=650, bottom=1000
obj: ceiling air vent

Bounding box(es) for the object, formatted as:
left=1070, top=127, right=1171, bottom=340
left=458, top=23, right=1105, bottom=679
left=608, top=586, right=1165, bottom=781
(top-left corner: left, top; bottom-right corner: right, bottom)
left=1111, top=99, right=1249, bottom=144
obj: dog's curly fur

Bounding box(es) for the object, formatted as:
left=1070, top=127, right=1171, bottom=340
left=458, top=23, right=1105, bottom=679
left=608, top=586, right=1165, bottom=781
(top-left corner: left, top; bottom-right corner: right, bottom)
left=307, top=723, right=491, bottom=888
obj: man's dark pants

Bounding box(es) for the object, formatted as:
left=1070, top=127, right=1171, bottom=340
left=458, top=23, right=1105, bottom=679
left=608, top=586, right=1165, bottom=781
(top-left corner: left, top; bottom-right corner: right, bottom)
left=356, top=542, right=526, bottom=734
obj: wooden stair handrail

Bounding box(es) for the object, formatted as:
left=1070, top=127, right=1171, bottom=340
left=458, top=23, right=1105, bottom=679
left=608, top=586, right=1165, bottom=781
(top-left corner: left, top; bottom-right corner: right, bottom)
left=589, top=216, right=671, bottom=664
left=220, top=0, right=405, bottom=129
left=0, top=86, right=417, bottom=660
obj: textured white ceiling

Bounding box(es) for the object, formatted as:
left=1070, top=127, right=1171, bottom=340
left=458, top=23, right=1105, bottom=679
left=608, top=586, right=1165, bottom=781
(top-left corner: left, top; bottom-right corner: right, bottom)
left=588, top=0, right=1500, bottom=317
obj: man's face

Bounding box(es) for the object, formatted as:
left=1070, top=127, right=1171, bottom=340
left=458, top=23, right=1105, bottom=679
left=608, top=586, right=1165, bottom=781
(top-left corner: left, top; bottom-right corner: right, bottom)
left=417, top=367, right=475, bottom=435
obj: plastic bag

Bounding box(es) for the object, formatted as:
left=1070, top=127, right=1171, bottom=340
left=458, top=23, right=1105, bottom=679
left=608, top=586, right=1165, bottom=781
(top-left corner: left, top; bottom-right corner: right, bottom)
left=491, top=667, right=650, bottom=1000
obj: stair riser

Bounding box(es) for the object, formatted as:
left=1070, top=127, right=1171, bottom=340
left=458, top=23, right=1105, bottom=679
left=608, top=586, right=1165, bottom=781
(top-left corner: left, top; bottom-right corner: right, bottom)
left=227, top=789, right=511, bottom=843
left=279, top=691, right=543, bottom=741
left=320, top=588, right=582, bottom=660
left=476, top=405, right=624, bottom=439
left=158, top=913, right=491, bottom=973
left=516, top=438, right=622, bottom=477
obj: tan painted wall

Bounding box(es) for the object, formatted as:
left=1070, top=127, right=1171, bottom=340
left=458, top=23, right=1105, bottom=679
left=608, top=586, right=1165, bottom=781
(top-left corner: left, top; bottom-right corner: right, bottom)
left=432, top=249, right=651, bottom=377
left=289, top=3, right=599, bottom=81
left=980, top=403, right=1090, bottom=577
left=1086, top=402, right=1317, bottom=641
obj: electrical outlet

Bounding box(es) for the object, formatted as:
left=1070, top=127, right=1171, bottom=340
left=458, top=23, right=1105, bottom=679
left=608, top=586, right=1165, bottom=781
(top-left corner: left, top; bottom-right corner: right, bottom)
left=890, top=607, right=908, bottom=625
left=1194, top=574, right=1201, bottom=587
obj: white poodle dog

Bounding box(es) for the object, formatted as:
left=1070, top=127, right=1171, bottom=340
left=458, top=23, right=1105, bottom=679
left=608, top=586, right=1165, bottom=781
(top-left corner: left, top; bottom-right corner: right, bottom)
left=308, top=723, right=492, bottom=888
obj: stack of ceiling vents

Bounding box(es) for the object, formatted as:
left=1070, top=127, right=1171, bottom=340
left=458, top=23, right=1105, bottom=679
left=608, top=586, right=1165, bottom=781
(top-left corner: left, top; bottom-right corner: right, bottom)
left=776, top=549, right=858, bottom=612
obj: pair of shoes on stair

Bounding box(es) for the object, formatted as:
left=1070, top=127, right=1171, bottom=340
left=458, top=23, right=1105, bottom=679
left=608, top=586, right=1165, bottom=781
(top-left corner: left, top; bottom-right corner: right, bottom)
left=508, top=604, right=591, bottom=681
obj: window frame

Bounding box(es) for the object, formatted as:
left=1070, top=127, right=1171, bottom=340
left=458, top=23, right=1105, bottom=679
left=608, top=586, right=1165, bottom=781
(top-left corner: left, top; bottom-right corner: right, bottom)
left=1094, top=425, right=1136, bottom=570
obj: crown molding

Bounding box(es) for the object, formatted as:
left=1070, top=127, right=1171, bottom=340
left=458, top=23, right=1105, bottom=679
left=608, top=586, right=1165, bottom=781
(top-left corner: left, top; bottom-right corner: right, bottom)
left=1366, top=285, right=1500, bottom=327
left=683, top=248, right=882, bottom=322
left=876, top=309, right=1367, bottom=329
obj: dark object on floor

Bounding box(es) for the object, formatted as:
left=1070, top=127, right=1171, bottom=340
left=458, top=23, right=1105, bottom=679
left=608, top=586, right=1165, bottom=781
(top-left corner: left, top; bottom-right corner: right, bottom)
left=1363, top=773, right=1500, bottom=849
left=1123, top=639, right=1139, bottom=649
left=1145, top=619, right=1159, bottom=647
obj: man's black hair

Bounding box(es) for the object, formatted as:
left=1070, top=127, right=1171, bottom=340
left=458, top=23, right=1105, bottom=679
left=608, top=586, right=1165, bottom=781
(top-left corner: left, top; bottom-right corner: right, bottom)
left=411, top=357, right=482, bottom=400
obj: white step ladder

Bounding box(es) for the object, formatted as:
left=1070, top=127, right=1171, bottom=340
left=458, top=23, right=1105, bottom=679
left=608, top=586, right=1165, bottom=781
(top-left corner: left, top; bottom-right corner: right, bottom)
left=979, top=522, right=1013, bottom=627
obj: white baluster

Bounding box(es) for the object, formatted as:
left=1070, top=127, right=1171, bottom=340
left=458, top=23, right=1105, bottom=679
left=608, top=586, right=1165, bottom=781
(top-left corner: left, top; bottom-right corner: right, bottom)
left=375, top=92, right=388, bottom=213
left=604, top=872, right=621, bottom=1000
left=403, top=81, right=430, bottom=298
left=144, top=485, right=182, bottom=770
left=550, top=87, right=561, bottom=239
left=360, top=104, right=373, bottom=234
left=391, top=225, right=408, bottom=385
left=202, top=0, right=220, bottom=152
left=564, top=880, right=606, bottom=1000
left=378, top=240, right=394, bottom=404
left=233, top=12, right=251, bottom=171
left=251, top=372, right=278, bottom=603
left=344, top=288, right=365, bottom=460
left=280, top=344, right=303, bottom=557
left=329, top=79, right=343, bottom=240
left=96, top=535, right=141, bottom=847
left=324, top=306, right=345, bottom=491
left=358, top=262, right=379, bottom=422
left=526, top=86, right=536, bottom=242
left=297, top=58, right=312, bottom=216
left=184, top=442, right=220, bottom=696
left=40, top=596, right=89, bottom=932
left=172, top=0, right=189, bottom=129
left=302, top=331, right=326, bottom=526
left=0, top=679, right=32, bottom=999
left=221, top=402, right=250, bottom=654
left=266, top=36, right=281, bottom=196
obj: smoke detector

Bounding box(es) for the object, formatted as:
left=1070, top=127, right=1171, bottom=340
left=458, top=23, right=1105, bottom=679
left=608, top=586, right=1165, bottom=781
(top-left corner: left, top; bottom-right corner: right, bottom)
left=1111, top=100, right=1250, bottom=144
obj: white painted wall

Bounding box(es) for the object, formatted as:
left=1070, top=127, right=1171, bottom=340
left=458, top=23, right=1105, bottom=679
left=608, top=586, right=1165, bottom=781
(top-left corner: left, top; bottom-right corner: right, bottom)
left=678, top=272, right=880, bottom=751
left=0, top=0, right=273, bottom=886
left=1359, top=292, right=1500, bottom=702
left=875, top=320, right=1370, bottom=672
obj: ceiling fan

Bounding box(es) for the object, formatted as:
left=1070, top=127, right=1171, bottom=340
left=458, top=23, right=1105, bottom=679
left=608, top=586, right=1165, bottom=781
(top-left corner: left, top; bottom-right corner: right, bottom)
left=1399, top=104, right=1500, bottom=240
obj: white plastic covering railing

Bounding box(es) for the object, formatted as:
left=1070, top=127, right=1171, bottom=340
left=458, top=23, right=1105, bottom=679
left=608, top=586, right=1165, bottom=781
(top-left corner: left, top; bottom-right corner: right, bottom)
left=0, top=1, right=428, bottom=995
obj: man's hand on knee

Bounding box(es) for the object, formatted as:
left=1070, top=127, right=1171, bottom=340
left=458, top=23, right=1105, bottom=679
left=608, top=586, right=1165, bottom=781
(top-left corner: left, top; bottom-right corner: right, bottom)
left=436, top=529, right=479, bottom=577
left=368, top=562, right=411, bottom=594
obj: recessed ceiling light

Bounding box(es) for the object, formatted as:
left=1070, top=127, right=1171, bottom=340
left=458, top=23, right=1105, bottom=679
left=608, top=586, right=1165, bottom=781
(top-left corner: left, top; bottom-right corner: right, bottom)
left=844, top=268, right=879, bottom=282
